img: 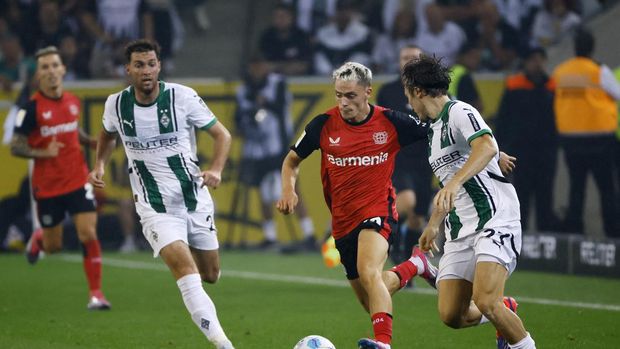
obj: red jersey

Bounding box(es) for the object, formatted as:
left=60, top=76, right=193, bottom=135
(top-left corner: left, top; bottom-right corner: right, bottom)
left=14, top=91, right=89, bottom=199
left=292, top=105, right=428, bottom=239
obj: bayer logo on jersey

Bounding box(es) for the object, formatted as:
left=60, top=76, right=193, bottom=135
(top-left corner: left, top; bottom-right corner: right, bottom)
left=293, top=335, right=336, bottom=349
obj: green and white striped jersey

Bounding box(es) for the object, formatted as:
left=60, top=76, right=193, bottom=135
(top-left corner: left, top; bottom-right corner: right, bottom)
left=428, top=100, right=520, bottom=241
left=102, top=81, right=217, bottom=217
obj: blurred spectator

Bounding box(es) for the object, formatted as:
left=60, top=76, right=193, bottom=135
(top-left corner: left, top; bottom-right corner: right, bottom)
left=436, top=0, right=497, bottom=43
left=283, top=0, right=337, bottom=35
left=235, top=55, right=317, bottom=250
left=26, top=0, right=77, bottom=52
left=0, top=177, right=30, bottom=252
left=259, top=3, right=313, bottom=76
left=531, top=0, right=581, bottom=48
left=492, top=0, right=541, bottom=57
left=376, top=45, right=433, bottom=266
left=436, top=0, right=520, bottom=70
left=414, top=4, right=466, bottom=67
left=147, top=0, right=184, bottom=74
left=371, top=9, right=417, bottom=74
left=448, top=42, right=483, bottom=113
left=364, top=0, right=433, bottom=37
left=78, top=0, right=154, bottom=78
left=553, top=29, right=620, bottom=237
left=495, top=47, right=560, bottom=231
left=0, top=33, right=35, bottom=92
left=0, top=0, right=38, bottom=53
left=314, top=0, right=372, bottom=75
left=58, top=35, right=89, bottom=80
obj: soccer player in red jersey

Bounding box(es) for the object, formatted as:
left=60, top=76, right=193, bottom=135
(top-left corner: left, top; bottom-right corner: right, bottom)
left=277, top=62, right=437, bottom=349
left=10, top=46, right=111, bottom=310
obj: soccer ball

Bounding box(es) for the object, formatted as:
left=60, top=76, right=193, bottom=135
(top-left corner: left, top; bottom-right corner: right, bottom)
left=321, top=236, right=340, bottom=268
left=293, top=335, right=336, bottom=349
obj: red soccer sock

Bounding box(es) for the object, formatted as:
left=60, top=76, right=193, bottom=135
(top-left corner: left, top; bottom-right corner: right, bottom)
left=390, top=259, right=418, bottom=289
left=82, top=240, right=102, bottom=294
left=371, top=312, right=393, bottom=344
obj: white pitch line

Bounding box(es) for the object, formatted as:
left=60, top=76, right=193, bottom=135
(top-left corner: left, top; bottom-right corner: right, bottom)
left=60, top=255, right=620, bottom=312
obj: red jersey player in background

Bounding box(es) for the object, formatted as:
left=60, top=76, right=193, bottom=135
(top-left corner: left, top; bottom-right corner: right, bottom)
left=10, top=46, right=111, bottom=310
left=277, top=62, right=437, bottom=349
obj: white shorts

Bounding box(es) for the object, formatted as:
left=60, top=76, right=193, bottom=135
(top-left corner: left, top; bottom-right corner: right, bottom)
left=437, top=223, right=522, bottom=283
left=140, top=210, right=219, bottom=257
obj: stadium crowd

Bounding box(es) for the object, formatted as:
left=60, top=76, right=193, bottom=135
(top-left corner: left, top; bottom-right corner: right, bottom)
left=1, top=0, right=619, bottom=255
left=256, top=0, right=588, bottom=75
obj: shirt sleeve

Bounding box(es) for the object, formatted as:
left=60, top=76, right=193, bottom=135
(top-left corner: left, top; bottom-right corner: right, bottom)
left=384, top=109, right=428, bottom=147
left=291, top=114, right=328, bottom=158
left=450, top=102, right=493, bottom=144
left=102, top=94, right=119, bottom=134
left=600, top=65, right=620, bottom=101
left=13, top=100, right=37, bottom=136
left=182, top=87, right=217, bottom=130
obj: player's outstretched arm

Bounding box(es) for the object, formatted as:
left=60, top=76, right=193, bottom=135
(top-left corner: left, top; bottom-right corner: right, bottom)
left=202, top=121, right=232, bottom=189
left=88, top=130, right=117, bottom=188
left=434, top=134, right=498, bottom=212
left=277, top=150, right=304, bottom=215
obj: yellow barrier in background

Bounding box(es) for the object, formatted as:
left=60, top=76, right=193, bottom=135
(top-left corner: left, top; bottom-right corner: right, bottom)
left=0, top=77, right=504, bottom=243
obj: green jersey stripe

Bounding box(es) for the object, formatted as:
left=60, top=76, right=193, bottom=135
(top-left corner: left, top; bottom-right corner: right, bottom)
left=134, top=160, right=166, bottom=213
left=439, top=181, right=464, bottom=239
left=463, top=177, right=492, bottom=231
left=466, top=129, right=492, bottom=144
left=474, top=175, right=496, bottom=214
left=120, top=89, right=137, bottom=136
left=200, top=118, right=217, bottom=131
left=157, top=87, right=174, bottom=134
left=114, top=94, right=123, bottom=135
left=171, top=88, right=178, bottom=132
left=448, top=208, right=463, bottom=240
left=167, top=155, right=197, bottom=211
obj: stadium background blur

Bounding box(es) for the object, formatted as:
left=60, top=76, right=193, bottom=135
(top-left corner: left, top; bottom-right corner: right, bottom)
left=1, top=0, right=619, bottom=277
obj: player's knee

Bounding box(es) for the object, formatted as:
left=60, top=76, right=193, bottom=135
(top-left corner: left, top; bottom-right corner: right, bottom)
left=357, top=266, right=380, bottom=286
left=200, top=267, right=220, bottom=284
left=438, top=309, right=463, bottom=329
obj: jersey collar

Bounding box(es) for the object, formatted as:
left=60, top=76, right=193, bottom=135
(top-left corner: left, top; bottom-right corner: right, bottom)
left=130, top=81, right=165, bottom=107
left=344, top=104, right=375, bottom=126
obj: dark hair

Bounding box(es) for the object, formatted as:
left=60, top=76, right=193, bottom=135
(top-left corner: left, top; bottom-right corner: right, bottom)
left=401, top=55, right=451, bottom=97
left=124, top=39, right=161, bottom=63
left=574, top=28, right=594, bottom=57
left=35, top=46, right=61, bottom=61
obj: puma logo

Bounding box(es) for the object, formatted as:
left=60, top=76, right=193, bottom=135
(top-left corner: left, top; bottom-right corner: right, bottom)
left=123, top=119, right=134, bottom=128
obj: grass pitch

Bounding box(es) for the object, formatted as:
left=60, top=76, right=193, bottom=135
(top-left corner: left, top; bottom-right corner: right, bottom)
left=1, top=251, right=619, bottom=348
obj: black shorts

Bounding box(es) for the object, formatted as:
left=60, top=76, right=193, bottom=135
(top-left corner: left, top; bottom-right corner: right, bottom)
left=335, top=216, right=396, bottom=280
left=37, top=184, right=97, bottom=228
left=238, top=156, right=281, bottom=187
